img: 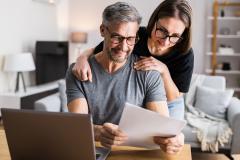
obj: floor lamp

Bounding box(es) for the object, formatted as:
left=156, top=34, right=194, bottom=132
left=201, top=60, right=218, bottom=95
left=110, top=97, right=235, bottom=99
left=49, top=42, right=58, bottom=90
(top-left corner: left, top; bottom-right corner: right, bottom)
left=3, top=53, right=36, bottom=92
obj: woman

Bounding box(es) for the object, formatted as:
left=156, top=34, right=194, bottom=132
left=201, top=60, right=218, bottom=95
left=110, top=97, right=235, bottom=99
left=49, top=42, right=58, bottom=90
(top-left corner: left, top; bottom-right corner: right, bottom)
left=72, top=0, right=193, bottom=120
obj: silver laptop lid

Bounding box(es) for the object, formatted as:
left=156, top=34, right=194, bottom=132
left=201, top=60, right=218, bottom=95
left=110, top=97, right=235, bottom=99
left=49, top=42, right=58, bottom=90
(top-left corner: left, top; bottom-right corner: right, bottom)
left=1, top=108, right=97, bottom=160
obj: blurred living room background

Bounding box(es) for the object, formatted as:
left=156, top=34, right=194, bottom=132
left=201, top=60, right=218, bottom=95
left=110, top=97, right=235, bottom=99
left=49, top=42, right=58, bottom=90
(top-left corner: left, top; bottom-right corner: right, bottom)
left=0, top=0, right=239, bottom=93
left=0, top=0, right=240, bottom=159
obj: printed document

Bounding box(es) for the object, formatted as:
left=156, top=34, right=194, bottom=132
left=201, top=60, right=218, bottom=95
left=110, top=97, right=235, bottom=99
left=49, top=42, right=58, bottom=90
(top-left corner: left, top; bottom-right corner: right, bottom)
left=119, top=103, right=186, bottom=149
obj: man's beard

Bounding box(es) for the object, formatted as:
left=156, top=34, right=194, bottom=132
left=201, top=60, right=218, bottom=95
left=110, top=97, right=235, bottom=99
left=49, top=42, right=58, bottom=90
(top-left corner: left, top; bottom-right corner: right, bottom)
left=107, top=48, right=130, bottom=63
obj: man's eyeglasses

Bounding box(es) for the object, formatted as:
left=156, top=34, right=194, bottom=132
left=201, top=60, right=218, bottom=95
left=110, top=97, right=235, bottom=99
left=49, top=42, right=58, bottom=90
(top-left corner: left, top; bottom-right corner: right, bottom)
left=155, top=23, right=183, bottom=44
left=105, top=27, right=139, bottom=46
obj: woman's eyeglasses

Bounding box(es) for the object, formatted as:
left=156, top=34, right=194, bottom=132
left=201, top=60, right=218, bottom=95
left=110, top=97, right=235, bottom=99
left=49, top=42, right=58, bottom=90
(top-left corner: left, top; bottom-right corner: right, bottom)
left=155, top=23, right=183, bottom=44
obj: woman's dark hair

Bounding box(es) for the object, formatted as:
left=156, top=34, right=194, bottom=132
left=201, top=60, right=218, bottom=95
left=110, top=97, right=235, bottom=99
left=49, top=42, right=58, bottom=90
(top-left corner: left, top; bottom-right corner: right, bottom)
left=147, top=0, right=192, bottom=54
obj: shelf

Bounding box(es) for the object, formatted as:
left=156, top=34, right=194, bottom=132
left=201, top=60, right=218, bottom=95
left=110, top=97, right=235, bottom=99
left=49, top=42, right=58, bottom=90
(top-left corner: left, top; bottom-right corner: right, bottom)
left=206, top=1, right=240, bottom=98
left=207, top=34, right=240, bottom=38
left=206, top=52, right=240, bottom=56
left=0, top=80, right=59, bottom=96
left=206, top=69, right=240, bottom=75
left=208, top=16, right=240, bottom=20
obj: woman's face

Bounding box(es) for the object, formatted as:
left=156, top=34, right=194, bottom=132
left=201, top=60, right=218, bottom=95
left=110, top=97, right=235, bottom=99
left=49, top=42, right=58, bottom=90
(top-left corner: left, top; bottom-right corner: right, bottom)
left=151, top=17, right=186, bottom=53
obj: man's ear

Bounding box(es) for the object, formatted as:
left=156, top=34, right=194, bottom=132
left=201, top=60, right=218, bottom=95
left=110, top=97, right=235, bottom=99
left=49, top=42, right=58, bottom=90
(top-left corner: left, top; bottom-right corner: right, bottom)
left=100, top=24, right=105, bottom=37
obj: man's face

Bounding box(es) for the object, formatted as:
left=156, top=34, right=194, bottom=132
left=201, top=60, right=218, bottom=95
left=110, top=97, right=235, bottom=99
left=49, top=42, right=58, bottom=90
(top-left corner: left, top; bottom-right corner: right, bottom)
left=102, top=22, right=139, bottom=63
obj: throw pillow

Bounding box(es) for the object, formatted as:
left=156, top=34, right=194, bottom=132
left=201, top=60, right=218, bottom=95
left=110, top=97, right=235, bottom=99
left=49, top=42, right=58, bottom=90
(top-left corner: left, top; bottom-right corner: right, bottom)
left=58, top=79, right=68, bottom=112
left=194, top=86, right=234, bottom=119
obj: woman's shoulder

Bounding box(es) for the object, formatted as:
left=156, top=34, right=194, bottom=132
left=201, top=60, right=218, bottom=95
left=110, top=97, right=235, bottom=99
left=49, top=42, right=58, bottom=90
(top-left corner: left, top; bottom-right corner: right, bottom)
left=183, top=48, right=194, bottom=61
left=186, top=48, right=194, bottom=56
left=172, top=48, right=194, bottom=60
left=174, top=48, right=194, bottom=69
left=162, top=47, right=193, bottom=60
left=163, top=48, right=194, bottom=70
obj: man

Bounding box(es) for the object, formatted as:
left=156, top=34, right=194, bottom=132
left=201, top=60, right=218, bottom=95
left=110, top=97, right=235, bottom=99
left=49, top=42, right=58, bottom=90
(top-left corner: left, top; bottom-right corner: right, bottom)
left=66, top=2, right=183, bottom=154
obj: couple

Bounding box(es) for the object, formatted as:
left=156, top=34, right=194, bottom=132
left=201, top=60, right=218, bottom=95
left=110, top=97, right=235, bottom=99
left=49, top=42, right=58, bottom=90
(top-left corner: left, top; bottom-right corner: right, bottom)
left=66, top=0, right=193, bottom=155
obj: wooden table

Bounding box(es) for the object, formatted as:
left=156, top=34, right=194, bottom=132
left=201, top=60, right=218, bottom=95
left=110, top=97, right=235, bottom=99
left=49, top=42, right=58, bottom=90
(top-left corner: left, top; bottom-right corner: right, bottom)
left=192, top=152, right=230, bottom=160
left=0, top=128, right=191, bottom=160
left=232, top=155, right=240, bottom=160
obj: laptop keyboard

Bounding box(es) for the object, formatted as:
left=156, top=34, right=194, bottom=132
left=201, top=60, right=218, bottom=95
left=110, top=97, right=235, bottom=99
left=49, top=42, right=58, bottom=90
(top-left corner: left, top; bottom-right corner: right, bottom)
left=96, top=153, right=101, bottom=159
left=95, top=147, right=110, bottom=160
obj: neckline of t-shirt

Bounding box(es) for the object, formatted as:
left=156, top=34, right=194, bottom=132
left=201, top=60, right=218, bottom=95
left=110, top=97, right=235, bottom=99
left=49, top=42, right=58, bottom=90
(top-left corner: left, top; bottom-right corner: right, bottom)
left=91, top=54, right=132, bottom=77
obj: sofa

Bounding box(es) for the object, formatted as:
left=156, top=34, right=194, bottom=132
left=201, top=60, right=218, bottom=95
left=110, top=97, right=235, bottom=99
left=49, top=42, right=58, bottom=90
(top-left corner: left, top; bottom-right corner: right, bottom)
left=182, top=75, right=240, bottom=155
left=34, top=75, right=240, bottom=154
left=34, top=79, right=67, bottom=112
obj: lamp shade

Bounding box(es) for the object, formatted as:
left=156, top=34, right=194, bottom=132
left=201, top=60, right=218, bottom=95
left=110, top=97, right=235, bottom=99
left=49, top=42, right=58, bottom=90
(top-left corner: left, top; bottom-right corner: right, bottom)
left=4, top=53, right=36, bottom=72
left=71, top=32, right=87, bottom=43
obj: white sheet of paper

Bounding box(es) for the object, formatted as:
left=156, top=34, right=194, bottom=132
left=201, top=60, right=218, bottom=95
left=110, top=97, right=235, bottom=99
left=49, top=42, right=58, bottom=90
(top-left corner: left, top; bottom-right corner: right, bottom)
left=118, top=103, right=186, bottom=149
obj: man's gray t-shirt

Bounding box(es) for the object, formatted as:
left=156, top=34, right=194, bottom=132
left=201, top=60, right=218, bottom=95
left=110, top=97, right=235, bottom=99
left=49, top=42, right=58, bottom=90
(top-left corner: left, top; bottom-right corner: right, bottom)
left=66, top=54, right=166, bottom=125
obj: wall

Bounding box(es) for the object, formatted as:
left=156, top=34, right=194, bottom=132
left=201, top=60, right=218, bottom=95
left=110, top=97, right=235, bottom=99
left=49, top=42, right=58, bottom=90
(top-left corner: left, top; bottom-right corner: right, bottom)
left=0, top=0, right=228, bottom=92
left=68, top=0, right=209, bottom=74
left=0, top=0, right=65, bottom=92
left=69, top=0, right=162, bottom=48
left=57, top=0, right=69, bottom=41
left=189, top=0, right=207, bottom=74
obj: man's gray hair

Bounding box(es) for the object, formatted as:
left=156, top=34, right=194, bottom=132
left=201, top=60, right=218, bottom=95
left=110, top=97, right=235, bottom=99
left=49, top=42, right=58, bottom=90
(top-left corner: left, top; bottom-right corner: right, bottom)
left=102, top=2, right=142, bottom=26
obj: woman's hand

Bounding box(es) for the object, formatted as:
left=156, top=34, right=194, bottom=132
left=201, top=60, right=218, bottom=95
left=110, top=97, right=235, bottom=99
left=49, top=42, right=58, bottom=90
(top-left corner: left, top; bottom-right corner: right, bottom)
left=72, top=48, right=94, bottom=82
left=134, top=56, right=167, bottom=75
left=96, top=123, right=128, bottom=149
left=134, top=56, right=181, bottom=101
left=153, top=132, right=184, bottom=154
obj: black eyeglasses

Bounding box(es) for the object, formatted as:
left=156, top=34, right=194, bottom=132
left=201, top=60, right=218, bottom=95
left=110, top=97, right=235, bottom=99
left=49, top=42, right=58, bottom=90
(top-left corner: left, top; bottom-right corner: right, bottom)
left=155, top=23, right=183, bottom=44
left=105, top=26, right=139, bottom=46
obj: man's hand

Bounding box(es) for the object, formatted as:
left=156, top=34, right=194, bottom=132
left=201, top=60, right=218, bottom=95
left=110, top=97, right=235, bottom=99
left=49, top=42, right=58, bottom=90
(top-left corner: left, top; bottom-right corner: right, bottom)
left=95, top=123, right=128, bottom=148
left=153, top=132, right=184, bottom=154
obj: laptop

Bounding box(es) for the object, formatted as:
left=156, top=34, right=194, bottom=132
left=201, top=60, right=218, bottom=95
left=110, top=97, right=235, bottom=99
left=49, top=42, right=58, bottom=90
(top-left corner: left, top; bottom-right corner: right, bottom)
left=1, top=108, right=110, bottom=160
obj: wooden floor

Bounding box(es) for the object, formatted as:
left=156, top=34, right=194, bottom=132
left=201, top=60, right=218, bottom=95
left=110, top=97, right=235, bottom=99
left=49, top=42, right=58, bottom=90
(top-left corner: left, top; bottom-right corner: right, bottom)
left=192, top=152, right=230, bottom=160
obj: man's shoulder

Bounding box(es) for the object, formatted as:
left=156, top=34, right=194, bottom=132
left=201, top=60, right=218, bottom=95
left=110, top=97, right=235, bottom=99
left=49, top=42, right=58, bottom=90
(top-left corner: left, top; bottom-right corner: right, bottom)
left=129, top=55, right=161, bottom=78
left=143, top=70, right=162, bottom=80
left=66, top=63, right=85, bottom=85
left=135, top=68, right=162, bottom=81
left=66, top=63, right=75, bottom=75
left=65, top=63, right=78, bottom=83
left=129, top=54, right=140, bottom=61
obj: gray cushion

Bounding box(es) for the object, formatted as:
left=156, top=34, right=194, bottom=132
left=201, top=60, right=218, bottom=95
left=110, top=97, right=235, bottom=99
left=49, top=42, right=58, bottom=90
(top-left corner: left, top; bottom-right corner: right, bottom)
left=195, top=86, right=234, bottom=119
left=34, top=93, right=61, bottom=112
left=58, top=79, right=68, bottom=112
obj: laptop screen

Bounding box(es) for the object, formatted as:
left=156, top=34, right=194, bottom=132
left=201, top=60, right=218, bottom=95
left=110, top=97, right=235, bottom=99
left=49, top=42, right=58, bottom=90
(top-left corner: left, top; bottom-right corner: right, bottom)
left=1, top=108, right=109, bottom=160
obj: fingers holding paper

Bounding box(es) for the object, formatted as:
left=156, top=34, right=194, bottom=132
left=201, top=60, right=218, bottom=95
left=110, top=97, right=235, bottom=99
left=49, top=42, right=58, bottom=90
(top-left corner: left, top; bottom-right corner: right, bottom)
left=154, top=132, right=184, bottom=154
left=99, top=123, right=128, bottom=148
